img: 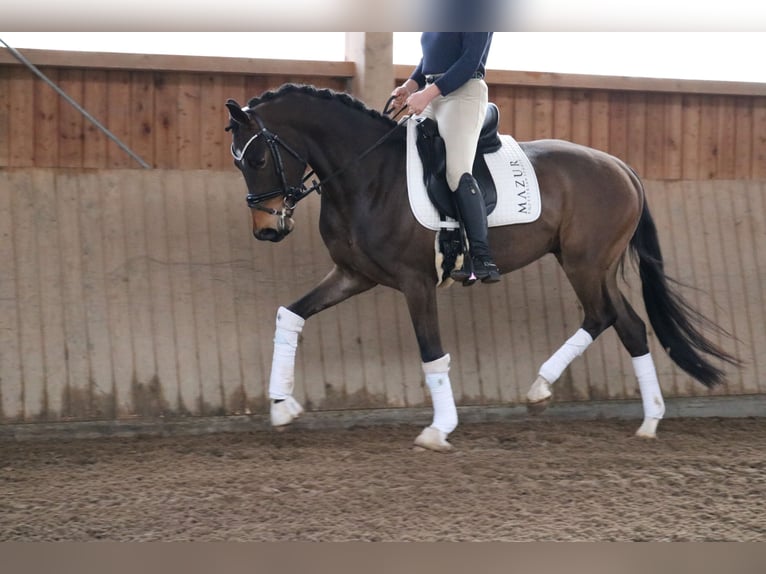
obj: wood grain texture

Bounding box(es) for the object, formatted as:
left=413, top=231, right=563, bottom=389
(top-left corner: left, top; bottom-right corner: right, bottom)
left=1, top=57, right=763, bottom=180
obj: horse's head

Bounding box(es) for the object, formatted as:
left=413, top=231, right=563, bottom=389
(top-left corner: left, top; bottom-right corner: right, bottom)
left=225, top=98, right=308, bottom=242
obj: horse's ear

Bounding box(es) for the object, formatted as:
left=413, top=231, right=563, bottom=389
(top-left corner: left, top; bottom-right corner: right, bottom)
left=225, top=99, right=251, bottom=126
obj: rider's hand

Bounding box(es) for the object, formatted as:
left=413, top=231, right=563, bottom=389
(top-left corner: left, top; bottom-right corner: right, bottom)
left=391, top=81, right=417, bottom=109
left=406, top=83, right=440, bottom=116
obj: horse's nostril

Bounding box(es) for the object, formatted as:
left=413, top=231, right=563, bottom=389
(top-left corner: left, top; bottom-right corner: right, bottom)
left=255, top=228, right=282, bottom=242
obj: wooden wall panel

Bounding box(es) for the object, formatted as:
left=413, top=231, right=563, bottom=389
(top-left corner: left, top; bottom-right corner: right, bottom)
left=56, top=173, right=92, bottom=417
left=664, top=94, right=683, bottom=179
left=105, top=71, right=133, bottom=169
left=203, top=173, right=243, bottom=413
left=185, top=174, right=222, bottom=415
left=130, top=71, right=155, bottom=167
left=533, top=87, right=554, bottom=140
left=153, top=73, right=179, bottom=169
left=100, top=171, right=135, bottom=415
left=36, top=170, right=67, bottom=419
left=77, top=173, right=115, bottom=417
left=145, top=172, right=180, bottom=414
left=200, top=74, right=225, bottom=170
left=748, top=182, right=766, bottom=394
left=58, top=69, right=84, bottom=168
left=82, top=69, right=109, bottom=168
left=164, top=172, right=200, bottom=415
left=590, top=91, right=610, bottom=153
left=177, top=73, right=201, bottom=170
left=570, top=89, right=591, bottom=146
left=11, top=172, right=47, bottom=419
left=0, top=68, right=9, bottom=166
left=33, top=67, right=58, bottom=167
left=626, top=92, right=647, bottom=175
left=681, top=95, right=701, bottom=180
left=2, top=54, right=765, bottom=179
left=717, top=97, right=737, bottom=179
left=608, top=92, right=629, bottom=161
left=552, top=89, right=572, bottom=142
left=490, top=86, right=514, bottom=136
left=699, top=95, right=719, bottom=180
left=645, top=94, right=666, bottom=179
left=754, top=100, right=766, bottom=180
left=0, top=174, right=23, bottom=419
left=512, top=87, right=534, bottom=142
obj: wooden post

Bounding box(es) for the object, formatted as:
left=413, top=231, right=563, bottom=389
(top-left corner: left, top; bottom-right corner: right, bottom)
left=345, top=33, right=393, bottom=107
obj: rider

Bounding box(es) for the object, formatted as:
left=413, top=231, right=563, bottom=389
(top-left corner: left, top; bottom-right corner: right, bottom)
left=391, top=32, right=500, bottom=285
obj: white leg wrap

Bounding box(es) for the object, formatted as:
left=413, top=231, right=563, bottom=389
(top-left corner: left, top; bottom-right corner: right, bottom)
left=633, top=352, right=665, bottom=420
left=423, top=354, right=457, bottom=434
left=538, top=328, right=593, bottom=384
left=268, top=306, right=305, bottom=400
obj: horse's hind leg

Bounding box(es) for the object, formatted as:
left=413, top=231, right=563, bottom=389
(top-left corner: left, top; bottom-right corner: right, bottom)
left=525, top=258, right=667, bottom=438
left=610, top=289, right=665, bottom=438
left=526, top=262, right=616, bottom=412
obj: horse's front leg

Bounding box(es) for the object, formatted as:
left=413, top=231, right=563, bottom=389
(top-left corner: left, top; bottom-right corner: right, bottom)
left=268, top=265, right=375, bottom=427
left=402, top=281, right=456, bottom=453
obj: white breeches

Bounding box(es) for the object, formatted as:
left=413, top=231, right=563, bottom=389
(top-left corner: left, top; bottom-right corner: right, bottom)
left=419, top=79, right=488, bottom=190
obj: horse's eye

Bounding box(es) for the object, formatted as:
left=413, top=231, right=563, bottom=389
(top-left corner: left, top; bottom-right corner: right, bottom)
left=248, top=156, right=267, bottom=170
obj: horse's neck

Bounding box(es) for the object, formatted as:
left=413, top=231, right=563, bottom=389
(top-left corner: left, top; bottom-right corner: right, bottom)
left=296, top=112, right=403, bottom=200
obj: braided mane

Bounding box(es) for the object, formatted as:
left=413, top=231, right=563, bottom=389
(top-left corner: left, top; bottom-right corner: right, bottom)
left=246, top=83, right=398, bottom=128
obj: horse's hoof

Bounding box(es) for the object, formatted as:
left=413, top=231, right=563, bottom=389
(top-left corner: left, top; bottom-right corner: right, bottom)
left=413, top=426, right=453, bottom=452
left=635, top=417, right=660, bottom=439
left=526, top=397, right=551, bottom=416
left=526, top=375, right=552, bottom=415
left=270, top=396, right=304, bottom=427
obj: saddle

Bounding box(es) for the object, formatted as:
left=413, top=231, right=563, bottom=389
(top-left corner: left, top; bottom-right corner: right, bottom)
left=414, top=103, right=502, bottom=283
left=414, top=102, right=502, bottom=221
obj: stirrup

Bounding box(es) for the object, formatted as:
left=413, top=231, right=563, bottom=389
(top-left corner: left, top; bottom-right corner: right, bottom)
left=450, top=261, right=475, bottom=285
left=474, top=258, right=501, bottom=283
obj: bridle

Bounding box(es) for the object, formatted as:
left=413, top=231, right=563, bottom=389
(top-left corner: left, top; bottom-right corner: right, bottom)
left=229, top=101, right=409, bottom=221
left=230, top=115, right=317, bottom=220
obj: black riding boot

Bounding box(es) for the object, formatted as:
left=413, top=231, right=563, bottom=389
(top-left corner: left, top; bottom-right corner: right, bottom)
left=449, top=173, right=501, bottom=285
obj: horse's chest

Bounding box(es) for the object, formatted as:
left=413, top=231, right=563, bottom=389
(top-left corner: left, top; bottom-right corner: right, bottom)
left=319, top=216, right=381, bottom=267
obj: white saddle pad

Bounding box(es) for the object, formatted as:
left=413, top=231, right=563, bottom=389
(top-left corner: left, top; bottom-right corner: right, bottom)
left=406, top=118, right=541, bottom=231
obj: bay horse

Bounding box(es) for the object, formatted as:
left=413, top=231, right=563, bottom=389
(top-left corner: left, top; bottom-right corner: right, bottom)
left=225, top=84, right=738, bottom=452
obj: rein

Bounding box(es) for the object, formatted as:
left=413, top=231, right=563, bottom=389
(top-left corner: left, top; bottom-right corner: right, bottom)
left=230, top=99, right=410, bottom=218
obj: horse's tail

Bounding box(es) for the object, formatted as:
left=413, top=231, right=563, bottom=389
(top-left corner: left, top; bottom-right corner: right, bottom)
left=628, top=173, right=741, bottom=387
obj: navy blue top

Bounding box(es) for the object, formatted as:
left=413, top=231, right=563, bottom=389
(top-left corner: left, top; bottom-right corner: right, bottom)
left=409, top=32, right=493, bottom=96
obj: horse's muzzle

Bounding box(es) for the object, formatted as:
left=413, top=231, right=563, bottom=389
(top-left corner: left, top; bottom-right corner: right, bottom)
left=253, top=216, right=294, bottom=242
left=254, top=227, right=290, bottom=242
left=252, top=208, right=294, bottom=242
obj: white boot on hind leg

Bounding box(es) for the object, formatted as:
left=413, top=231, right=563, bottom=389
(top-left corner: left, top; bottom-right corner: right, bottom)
left=632, top=353, right=665, bottom=439
left=270, top=396, right=304, bottom=427
left=528, top=329, right=593, bottom=413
